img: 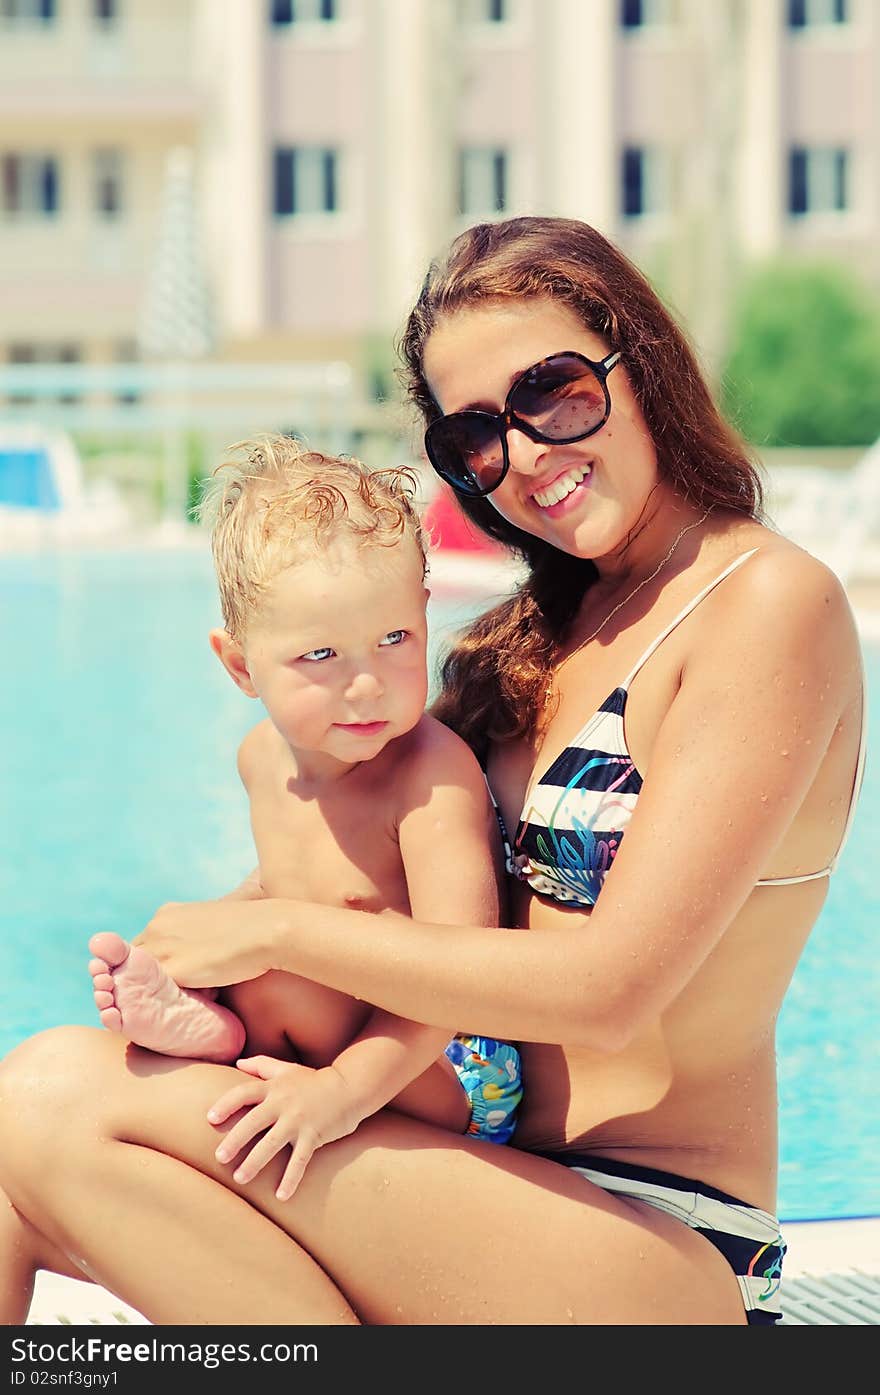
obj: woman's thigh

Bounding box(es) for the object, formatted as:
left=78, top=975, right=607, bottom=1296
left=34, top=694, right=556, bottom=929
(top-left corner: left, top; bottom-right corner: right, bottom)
left=0, top=1026, right=745, bottom=1325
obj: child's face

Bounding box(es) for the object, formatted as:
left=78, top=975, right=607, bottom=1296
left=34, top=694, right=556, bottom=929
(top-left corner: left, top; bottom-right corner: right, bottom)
left=220, top=536, right=430, bottom=768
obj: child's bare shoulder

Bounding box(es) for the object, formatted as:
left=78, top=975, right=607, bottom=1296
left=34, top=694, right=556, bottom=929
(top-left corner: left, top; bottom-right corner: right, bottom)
left=393, top=714, right=486, bottom=794
left=236, top=718, right=275, bottom=786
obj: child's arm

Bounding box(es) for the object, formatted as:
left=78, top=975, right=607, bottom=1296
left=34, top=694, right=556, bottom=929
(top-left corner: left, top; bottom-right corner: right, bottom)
left=395, top=717, right=504, bottom=935
left=208, top=721, right=503, bottom=1197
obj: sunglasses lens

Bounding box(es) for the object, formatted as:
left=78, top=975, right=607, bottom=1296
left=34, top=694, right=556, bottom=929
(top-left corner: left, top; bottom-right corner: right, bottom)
left=425, top=353, right=613, bottom=496
left=426, top=413, right=504, bottom=496
left=512, top=354, right=607, bottom=441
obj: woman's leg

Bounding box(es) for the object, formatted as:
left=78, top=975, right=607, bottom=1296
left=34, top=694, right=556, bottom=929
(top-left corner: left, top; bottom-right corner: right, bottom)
left=0, top=1031, right=357, bottom=1326
left=0, top=1026, right=746, bottom=1326
left=0, top=1186, right=94, bottom=1325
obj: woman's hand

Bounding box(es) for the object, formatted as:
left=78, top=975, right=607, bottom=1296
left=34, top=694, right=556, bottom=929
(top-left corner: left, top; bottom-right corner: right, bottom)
left=207, top=1056, right=365, bottom=1200
left=133, top=898, right=278, bottom=989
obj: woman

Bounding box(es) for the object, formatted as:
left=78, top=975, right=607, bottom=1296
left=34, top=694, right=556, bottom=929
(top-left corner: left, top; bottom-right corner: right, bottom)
left=0, top=218, right=865, bottom=1326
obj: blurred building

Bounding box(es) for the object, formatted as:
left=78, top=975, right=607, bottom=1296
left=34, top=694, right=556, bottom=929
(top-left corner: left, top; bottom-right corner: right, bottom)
left=1, top=0, right=878, bottom=404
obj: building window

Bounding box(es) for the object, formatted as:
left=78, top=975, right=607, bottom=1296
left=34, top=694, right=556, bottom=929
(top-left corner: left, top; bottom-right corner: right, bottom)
left=459, top=148, right=507, bottom=217
left=93, top=149, right=124, bottom=218
left=458, top=0, right=508, bottom=22
left=6, top=343, right=34, bottom=404
left=788, top=147, right=848, bottom=214
left=56, top=344, right=80, bottom=405
left=270, top=0, right=336, bottom=23
left=274, top=147, right=339, bottom=216
left=1, top=153, right=59, bottom=217
left=621, top=146, right=668, bottom=218
left=7, top=343, right=80, bottom=405
left=0, top=0, right=55, bottom=21
left=114, top=340, right=140, bottom=405
left=788, top=0, right=848, bottom=26
left=622, top=148, right=643, bottom=216
left=620, top=0, right=669, bottom=27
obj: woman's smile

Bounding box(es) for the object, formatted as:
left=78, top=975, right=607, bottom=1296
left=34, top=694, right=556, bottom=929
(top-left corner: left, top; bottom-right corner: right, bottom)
left=530, top=461, right=594, bottom=513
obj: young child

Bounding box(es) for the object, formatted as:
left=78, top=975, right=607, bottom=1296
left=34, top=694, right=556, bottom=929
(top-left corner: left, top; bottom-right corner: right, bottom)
left=87, top=437, right=521, bottom=1199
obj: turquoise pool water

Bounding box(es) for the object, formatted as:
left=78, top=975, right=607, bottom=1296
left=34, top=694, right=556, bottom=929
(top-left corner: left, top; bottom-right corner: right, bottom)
left=0, top=547, right=876, bottom=1222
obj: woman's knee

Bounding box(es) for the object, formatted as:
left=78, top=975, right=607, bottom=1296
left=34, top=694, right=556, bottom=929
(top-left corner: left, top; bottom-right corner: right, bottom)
left=0, top=1026, right=118, bottom=1158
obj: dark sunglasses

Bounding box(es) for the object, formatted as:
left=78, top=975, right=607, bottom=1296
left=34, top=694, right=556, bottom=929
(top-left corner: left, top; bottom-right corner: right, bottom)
left=424, top=350, right=621, bottom=497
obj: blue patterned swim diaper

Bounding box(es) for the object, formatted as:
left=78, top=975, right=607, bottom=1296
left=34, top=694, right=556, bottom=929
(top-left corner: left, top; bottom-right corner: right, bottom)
left=444, top=1034, right=523, bottom=1145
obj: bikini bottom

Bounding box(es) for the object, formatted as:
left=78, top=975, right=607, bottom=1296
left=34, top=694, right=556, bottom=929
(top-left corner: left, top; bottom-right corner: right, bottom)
left=531, top=1150, right=786, bottom=1325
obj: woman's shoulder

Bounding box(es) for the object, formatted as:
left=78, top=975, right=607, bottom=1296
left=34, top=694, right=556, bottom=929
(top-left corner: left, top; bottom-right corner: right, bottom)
left=724, top=526, right=853, bottom=616
left=695, top=525, right=860, bottom=675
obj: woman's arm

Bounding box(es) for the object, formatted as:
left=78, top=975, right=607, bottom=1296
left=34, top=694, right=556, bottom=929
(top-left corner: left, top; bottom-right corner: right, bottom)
left=138, top=552, right=860, bottom=1050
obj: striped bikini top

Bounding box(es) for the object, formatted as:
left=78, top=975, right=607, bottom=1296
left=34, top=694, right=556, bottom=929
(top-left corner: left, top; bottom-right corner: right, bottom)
left=502, top=550, right=867, bottom=909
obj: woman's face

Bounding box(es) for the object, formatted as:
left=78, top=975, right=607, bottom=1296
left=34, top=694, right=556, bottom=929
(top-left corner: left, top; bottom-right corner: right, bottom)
left=422, top=298, right=666, bottom=563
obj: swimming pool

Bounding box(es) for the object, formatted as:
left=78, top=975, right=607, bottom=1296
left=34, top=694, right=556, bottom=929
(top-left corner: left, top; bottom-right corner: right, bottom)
left=0, top=546, right=876, bottom=1222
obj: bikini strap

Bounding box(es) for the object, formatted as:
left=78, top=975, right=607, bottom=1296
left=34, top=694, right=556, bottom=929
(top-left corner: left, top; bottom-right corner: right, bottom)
left=622, top=549, right=760, bottom=690
left=483, top=770, right=514, bottom=869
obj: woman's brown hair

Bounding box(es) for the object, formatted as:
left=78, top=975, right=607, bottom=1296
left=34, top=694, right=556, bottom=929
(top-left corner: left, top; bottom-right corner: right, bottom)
left=398, top=216, right=764, bottom=757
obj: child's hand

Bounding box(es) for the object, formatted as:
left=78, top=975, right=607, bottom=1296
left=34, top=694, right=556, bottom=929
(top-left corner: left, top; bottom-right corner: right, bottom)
left=207, top=1055, right=365, bottom=1200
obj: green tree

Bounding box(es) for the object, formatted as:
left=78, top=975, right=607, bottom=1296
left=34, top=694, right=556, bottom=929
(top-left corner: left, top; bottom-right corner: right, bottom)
left=721, top=260, right=880, bottom=447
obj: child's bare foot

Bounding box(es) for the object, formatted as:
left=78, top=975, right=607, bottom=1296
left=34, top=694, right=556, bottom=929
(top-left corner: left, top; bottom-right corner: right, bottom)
left=88, top=932, right=246, bottom=1063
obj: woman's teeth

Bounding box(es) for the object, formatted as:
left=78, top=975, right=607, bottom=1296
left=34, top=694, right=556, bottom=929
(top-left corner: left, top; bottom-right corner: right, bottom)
left=532, top=464, right=591, bottom=508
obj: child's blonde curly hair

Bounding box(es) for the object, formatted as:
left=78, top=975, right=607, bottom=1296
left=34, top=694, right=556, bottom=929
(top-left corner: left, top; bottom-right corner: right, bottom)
left=198, top=435, right=429, bottom=642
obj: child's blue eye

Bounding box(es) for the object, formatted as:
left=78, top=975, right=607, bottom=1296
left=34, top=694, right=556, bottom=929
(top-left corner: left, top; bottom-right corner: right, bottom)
left=379, top=630, right=407, bottom=647
left=301, top=647, right=335, bottom=662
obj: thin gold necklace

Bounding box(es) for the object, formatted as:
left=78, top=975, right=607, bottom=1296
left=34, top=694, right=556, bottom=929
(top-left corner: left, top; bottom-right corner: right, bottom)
left=544, top=507, right=712, bottom=711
